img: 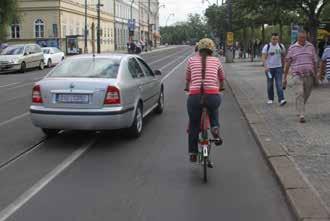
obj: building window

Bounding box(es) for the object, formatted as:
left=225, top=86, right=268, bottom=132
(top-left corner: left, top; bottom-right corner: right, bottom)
left=35, top=19, right=45, bottom=38
left=11, top=22, right=20, bottom=39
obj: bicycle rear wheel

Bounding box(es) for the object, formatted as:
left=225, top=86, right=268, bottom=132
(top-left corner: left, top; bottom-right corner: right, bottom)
left=203, top=156, right=208, bottom=183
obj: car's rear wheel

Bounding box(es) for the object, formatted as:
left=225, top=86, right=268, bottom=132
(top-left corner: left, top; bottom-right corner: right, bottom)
left=39, top=60, right=45, bottom=70
left=127, top=104, right=143, bottom=138
left=154, top=89, right=164, bottom=114
left=20, top=62, right=26, bottom=73
left=42, top=128, right=60, bottom=136
left=47, top=59, right=52, bottom=67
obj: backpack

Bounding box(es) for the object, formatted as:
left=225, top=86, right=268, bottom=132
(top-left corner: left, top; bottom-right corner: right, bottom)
left=266, top=43, right=284, bottom=54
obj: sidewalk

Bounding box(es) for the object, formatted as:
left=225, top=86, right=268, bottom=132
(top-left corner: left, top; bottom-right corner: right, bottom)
left=224, top=60, right=330, bottom=220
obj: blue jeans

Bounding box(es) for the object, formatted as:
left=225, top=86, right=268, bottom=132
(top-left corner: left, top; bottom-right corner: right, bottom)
left=266, top=67, right=285, bottom=102
left=187, top=94, right=222, bottom=154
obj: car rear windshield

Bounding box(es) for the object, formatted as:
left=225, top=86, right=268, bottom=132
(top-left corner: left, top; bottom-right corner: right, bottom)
left=48, top=58, right=121, bottom=79
left=0, top=46, right=24, bottom=55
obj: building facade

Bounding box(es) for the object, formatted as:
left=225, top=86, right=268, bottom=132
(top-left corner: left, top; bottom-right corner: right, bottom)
left=7, top=0, right=159, bottom=53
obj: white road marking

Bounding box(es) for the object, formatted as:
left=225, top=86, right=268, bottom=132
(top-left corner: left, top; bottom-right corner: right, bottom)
left=163, top=53, right=193, bottom=81
left=9, top=82, right=34, bottom=90
left=0, top=138, right=96, bottom=221
left=149, top=53, right=179, bottom=65
left=0, top=112, right=30, bottom=128
left=0, top=82, right=22, bottom=88
left=160, top=56, right=184, bottom=71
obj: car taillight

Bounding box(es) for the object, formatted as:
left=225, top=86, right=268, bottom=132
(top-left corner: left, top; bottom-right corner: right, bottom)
left=104, top=86, right=120, bottom=105
left=32, top=85, right=43, bottom=103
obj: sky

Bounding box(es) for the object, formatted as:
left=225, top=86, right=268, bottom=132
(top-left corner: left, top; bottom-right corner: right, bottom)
left=159, top=0, right=219, bottom=26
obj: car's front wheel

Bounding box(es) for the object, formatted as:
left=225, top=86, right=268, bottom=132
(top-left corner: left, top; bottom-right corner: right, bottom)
left=39, top=60, right=45, bottom=70
left=154, top=89, right=164, bottom=114
left=127, top=104, right=143, bottom=138
left=47, top=59, right=52, bottom=67
left=42, top=128, right=60, bottom=136
left=20, top=62, right=26, bottom=73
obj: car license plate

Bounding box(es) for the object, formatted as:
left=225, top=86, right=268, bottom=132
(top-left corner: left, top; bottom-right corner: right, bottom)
left=56, top=94, right=89, bottom=104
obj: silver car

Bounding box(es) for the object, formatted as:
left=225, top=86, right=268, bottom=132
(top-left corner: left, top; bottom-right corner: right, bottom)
left=30, top=54, right=164, bottom=137
left=0, top=44, right=45, bottom=73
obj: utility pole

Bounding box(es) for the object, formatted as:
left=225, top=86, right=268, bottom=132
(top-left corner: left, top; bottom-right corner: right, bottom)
left=96, top=0, right=102, bottom=54
left=114, top=0, right=117, bottom=51
left=84, top=0, right=88, bottom=53
left=147, top=0, right=150, bottom=51
left=225, top=0, right=233, bottom=63
left=130, top=0, right=135, bottom=41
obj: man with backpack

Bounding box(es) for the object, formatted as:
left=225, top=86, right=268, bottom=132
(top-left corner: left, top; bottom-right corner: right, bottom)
left=262, top=33, right=287, bottom=106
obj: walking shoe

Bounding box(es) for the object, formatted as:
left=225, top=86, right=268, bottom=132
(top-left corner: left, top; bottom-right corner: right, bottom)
left=189, top=154, right=197, bottom=163
left=280, top=100, right=287, bottom=106
left=299, top=117, right=306, bottom=123
left=267, top=100, right=274, bottom=104
left=211, top=127, right=223, bottom=146
left=207, top=161, right=214, bottom=168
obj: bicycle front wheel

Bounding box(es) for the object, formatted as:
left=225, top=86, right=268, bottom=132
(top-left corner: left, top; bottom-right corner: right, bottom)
left=203, top=157, right=208, bottom=183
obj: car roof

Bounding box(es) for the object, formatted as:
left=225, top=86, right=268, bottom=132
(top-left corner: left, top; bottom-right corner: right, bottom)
left=8, top=44, right=38, bottom=47
left=66, top=53, right=141, bottom=61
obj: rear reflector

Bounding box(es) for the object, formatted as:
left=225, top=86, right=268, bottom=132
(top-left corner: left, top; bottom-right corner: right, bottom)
left=32, top=85, right=43, bottom=103
left=104, top=86, right=120, bottom=104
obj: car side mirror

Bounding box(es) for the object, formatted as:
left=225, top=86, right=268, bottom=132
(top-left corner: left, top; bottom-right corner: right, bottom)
left=24, top=53, right=28, bottom=56
left=154, top=70, right=162, bottom=76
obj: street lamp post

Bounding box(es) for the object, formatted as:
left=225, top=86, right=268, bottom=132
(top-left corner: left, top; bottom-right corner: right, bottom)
left=96, top=0, right=104, bottom=54
left=225, top=0, right=233, bottom=63
left=114, top=0, right=117, bottom=51
left=165, top=13, right=175, bottom=27
left=84, top=0, right=88, bottom=53
left=153, top=4, right=165, bottom=48
left=130, top=0, right=135, bottom=41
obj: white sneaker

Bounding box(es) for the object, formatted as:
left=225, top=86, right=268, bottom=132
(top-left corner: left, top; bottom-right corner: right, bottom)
left=267, top=100, right=274, bottom=104
left=280, top=100, right=287, bottom=106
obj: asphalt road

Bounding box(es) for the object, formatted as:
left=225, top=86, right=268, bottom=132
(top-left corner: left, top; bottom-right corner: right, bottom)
left=0, top=46, right=295, bottom=221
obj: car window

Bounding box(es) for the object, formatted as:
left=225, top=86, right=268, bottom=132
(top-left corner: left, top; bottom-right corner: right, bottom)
left=26, top=46, right=34, bottom=54
left=128, top=58, right=144, bottom=79
left=48, top=58, right=120, bottom=79
left=0, top=46, right=24, bottom=55
left=34, top=45, right=42, bottom=53
left=54, top=48, right=61, bottom=53
left=137, top=58, right=154, bottom=77
left=42, top=49, right=50, bottom=54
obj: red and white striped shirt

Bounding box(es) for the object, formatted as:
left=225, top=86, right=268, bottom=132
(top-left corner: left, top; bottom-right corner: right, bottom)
left=186, top=55, right=225, bottom=95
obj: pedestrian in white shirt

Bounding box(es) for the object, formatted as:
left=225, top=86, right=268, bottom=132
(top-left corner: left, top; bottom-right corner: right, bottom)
left=262, top=33, right=287, bottom=106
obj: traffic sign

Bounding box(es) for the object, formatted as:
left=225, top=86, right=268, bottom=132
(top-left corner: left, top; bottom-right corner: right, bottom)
left=227, top=32, right=234, bottom=46
left=128, top=19, right=136, bottom=32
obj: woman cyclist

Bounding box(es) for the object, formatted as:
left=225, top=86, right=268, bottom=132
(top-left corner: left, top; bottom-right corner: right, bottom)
left=185, top=38, right=225, bottom=163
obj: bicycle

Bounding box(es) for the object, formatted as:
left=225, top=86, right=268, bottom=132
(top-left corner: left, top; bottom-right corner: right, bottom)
left=185, top=91, right=223, bottom=183
left=198, top=106, right=221, bottom=183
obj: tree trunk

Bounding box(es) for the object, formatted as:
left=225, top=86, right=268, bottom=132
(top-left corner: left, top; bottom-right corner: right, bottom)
left=243, top=27, right=247, bottom=58
left=279, top=22, right=283, bottom=42
left=308, top=17, right=319, bottom=47
left=262, top=24, right=265, bottom=45
left=251, top=25, right=255, bottom=62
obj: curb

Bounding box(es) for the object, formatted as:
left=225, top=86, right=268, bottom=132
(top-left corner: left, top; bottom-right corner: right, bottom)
left=225, top=71, right=330, bottom=221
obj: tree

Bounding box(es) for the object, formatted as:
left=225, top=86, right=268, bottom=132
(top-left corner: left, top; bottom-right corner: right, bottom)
left=160, top=13, right=208, bottom=45
left=281, top=0, right=330, bottom=46
left=0, top=0, right=19, bottom=42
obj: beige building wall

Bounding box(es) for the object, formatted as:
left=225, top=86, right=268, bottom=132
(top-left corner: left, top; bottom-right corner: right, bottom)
left=8, top=0, right=115, bottom=53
